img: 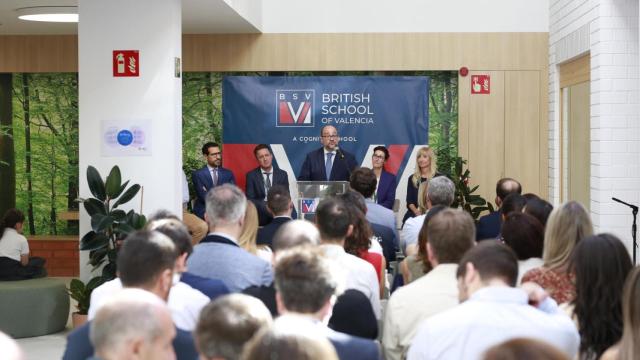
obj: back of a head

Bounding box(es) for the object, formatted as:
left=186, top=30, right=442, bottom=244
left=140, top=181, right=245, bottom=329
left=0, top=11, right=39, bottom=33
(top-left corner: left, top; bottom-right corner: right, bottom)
left=620, top=267, right=640, bottom=360
left=543, top=201, right=593, bottom=269
left=456, top=241, right=518, bottom=287
left=117, top=230, right=178, bottom=288
left=570, top=234, right=632, bottom=358
left=0, top=331, right=24, bottom=360
left=241, top=315, right=338, bottom=360
left=524, top=197, right=554, bottom=227
left=500, top=193, right=527, bottom=216
left=315, top=198, right=350, bottom=242
left=274, top=247, right=339, bottom=314
left=238, top=201, right=259, bottom=252
left=90, top=289, right=172, bottom=358
left=146, top=217, right=193, bottom=256
left=272, top=220, right=320, bottom=253
left=496, top=178, right=522, bottom=202
left=0, top=208, right=25, bottom=237
left=267, top=185, right=292, bottom=216
left=427, top=176, right=455, bottom=207
left=349, top=167, right=377, bottom=199
left=427, top=208, right=475, bottom=264
left=205, top=184, right=247, bottom=228
left=337, top=190, right=367, bottom=214
left=196, top=294, right=272, bottom=360
left=483, top=338, right=569, bottom=360
left=501, top=213, right=544, bottom=260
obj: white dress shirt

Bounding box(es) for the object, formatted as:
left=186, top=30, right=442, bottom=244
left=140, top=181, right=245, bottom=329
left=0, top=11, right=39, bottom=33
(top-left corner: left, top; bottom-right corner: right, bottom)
left=0, top=228, right=29, bottom=262
left=407, top=286, right=580, bottom=360
left=383, top=264, right=459, bottom=360
left=88, top=277, right=210, bottom=331
left=321, top=244, right=381, bottom=319
left=401, top=213, right=426, bottom=251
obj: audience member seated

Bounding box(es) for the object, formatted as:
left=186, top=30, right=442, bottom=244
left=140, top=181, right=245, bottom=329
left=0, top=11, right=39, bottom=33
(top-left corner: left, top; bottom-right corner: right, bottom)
left=0, top=208, right=46, bottom=280
left=243, top=219, right=321, bottom=316
left=180, top=271, right=230, bottom=300
left=476, top=178, right=521, bottom=241
left=187, top=184, right=273, bottom=292
left=63, top=231, right=198, bottom=360
left=601, top=267, right=640, bottom=360
left=384, top=208, right=475, bottom=360
left=328, top=289, right=378, bottom=340
left=568, top=234, right=632, bottom=360
left=350, top=167, right=399, bottom=249
left=399, top=205, right=447, bottom=285
left=195, top=294, right=272, bottom=360
left=403, top=146, right=438, bottom=225
left=483, top=338, right=569, bottom=360
left=238, top=201, right=272, bottom=262
left=274, top=247, right=381, bottom=360
left=523, top=196, right=554, bottom=228
left=256, top=185, right=294, bottom=248
left=522, top=201, right=593, bottom=304
left=316, top=198, right=381, bottom=319
left=242, top=315, right=339, bottom=360
left=0, top=330, right=25, bottom=360
left=89, top=216, right=212, bottom=331
left=500, top=213, right=544, bottom=284
left=407, top=241, right=579, bottom=360
left=192, top=142, right=236, bottom=219
left=90, top=289, right=176, bottom=360
left=402, top=176, right=455, bottom=254
left=371, top=145, right=397, bottom=210
left=341, top=198, right=386, bottom=298
left=500, top=193, right=527, bottom=219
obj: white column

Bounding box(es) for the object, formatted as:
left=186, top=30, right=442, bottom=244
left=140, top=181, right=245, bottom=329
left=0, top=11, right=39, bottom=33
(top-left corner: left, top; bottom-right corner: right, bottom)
left=78, top=0, right=182, bottom=280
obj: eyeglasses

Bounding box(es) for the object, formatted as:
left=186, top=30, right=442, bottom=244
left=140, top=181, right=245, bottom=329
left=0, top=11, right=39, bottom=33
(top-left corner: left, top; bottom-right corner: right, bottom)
left=321, top=135, right=338, bottom=139
left=208, top=152, right=222, bottom=157
left=372, top=154, right=386, bottom=160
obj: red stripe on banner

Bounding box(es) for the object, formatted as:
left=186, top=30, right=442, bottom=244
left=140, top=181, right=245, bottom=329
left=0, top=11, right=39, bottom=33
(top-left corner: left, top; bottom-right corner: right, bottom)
left=279, top=102, right=293, bottom=123
left=223, top=144, right=257, bottom=192
left=385, top=144, right=409, bottom=175
left=297, top=102, right=311, bottom=124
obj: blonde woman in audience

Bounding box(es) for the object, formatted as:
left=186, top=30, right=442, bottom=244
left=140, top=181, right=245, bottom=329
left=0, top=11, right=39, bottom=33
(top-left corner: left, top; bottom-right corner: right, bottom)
left=403, top=146, right=437, bottom=224
left=238, top=201, right=272, bottom=262
left=601, top=267, right=640, bottom=360
left=521, top=201, right=593, bottom=304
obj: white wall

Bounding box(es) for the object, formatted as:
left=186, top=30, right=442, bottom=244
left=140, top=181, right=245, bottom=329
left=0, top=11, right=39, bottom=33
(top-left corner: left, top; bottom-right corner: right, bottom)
left=549, top=0, right=640, bottom=257
left=261, top=0, right=548, bottom=33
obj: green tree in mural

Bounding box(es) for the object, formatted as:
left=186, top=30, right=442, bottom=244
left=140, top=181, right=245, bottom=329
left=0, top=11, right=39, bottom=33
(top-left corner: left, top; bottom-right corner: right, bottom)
left=0, top=74, right=15, bottom=217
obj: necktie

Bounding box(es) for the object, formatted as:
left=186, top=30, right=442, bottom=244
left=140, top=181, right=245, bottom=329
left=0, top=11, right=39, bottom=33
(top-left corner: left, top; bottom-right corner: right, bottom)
left=325, top=152, right=334, bottom=181
left=212, top=168, right=218, bottom=186
left=265, top=173, right=272, bottom=193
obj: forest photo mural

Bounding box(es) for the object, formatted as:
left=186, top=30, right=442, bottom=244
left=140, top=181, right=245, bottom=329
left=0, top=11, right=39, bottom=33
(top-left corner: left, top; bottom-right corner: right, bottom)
left=0, top=71, right=457, bottom=236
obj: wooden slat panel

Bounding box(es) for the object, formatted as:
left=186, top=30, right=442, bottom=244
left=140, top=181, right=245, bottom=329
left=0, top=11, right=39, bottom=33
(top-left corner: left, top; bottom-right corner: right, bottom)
left=505, top=71, right=541, bottom=195
left=0, top=35, right=78, bottom=73
left=559, top=54, right=590, bottom=88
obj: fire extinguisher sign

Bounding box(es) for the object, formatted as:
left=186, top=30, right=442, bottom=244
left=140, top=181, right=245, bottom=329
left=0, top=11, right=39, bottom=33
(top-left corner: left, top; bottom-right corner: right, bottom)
left=113, top=50, right=139, bottom=77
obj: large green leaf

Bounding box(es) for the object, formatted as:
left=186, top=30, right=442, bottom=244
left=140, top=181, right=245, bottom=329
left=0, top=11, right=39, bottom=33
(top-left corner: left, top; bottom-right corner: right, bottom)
left=87, top=166, right=106, bottom=201
left=83, top=198, right=106, bottom=217
left=110, top=209, right=127, bottom=221
left=91, top=213, right=114, bottom=233
left=113, top=180, right=130, bottom=199
left=112, top=184, right=141, bottom=209
left=105, top=166, right=122, bottom=199
left=89, top=248, right=108, bottom=267
left=80, top=232, right=109, bottom=251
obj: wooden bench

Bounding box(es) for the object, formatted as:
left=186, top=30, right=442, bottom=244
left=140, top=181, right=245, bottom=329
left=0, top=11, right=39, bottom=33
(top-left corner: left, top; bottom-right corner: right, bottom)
left=28, top=235, right=79, bottom=277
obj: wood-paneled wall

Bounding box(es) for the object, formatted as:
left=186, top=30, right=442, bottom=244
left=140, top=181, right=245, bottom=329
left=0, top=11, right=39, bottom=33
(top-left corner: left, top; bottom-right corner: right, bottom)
left=0, top=32, right=549, bottom=203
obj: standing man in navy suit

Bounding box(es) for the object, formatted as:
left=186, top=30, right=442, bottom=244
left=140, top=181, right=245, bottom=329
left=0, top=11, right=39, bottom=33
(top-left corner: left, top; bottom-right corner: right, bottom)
left=245, top=144, right=293, bottom=225
left=298, top=125, right=357, bottom=182
left=192, top=142, right=235, bottom=219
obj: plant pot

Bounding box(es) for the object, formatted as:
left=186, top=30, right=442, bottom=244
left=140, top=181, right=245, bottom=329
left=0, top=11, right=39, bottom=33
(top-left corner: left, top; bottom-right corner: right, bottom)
left=72, top=312, right=88, bottom=328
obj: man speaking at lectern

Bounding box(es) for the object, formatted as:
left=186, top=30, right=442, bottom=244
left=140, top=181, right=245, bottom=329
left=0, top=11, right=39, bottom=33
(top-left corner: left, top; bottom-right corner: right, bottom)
left=298, top=125, right=357, bottom=182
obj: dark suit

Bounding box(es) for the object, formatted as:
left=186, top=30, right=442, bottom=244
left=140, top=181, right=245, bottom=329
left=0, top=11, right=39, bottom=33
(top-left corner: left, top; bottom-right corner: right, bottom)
left=476, top=210, right=502, bottom=241
left=180, top=272, right=230, bottom=300
left=192, top=166, right=235, bottom=219
left=376, top=170, right=397, bottom=210
left=298, top=148, right=357, bottom=182
left=245, top=167, right=293, bottom=225
left=327, top=328, right=382, bottom=360
left=370, top=223, right=397, bottom=267
left=256, top=217, right=291, bottom=247
left=63, top=321, right=198, bottom=360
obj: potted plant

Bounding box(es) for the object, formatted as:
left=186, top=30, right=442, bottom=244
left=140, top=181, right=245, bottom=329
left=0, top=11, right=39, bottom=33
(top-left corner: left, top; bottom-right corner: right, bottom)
left=449, top=157, right=494, bottom=221
left=67, top=165, right=147, bottom=324
left=67, top=277, right=104, bottom=328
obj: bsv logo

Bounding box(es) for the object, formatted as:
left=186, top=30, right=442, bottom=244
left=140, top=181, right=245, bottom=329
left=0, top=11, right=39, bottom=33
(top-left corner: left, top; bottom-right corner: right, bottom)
left=276, top=90, right=314, bottom=127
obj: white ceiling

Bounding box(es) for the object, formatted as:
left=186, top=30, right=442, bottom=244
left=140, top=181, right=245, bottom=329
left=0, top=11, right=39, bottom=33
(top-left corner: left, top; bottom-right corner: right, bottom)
left=0, top=0, right=260, bottom=35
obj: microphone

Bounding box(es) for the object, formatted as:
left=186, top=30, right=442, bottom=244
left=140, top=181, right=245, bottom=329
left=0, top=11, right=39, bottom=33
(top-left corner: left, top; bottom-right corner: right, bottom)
left=337, top=148, right=345, bottom=160
left=613, top=197, right=639, bottom=212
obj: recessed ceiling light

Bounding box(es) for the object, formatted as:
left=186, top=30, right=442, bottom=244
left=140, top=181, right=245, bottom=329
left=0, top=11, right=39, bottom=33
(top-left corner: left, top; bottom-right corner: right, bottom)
left=16, top=6, right=78, bottom=23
